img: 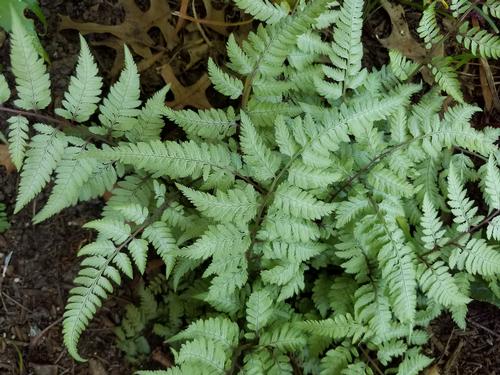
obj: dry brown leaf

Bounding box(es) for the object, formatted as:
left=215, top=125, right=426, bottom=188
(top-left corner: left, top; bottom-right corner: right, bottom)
left=472, top=19, right=500, bottom=112
left=88, top=358, right=108, bottom=375
left=201, top=0, right=230, bottom=35
left=175, top=0, right=190, bottom=33
left=0, top=144, right=15, bottom=174
left=152, top=347, right=173, bottom=368
left=376, top=0, right=445, bottom=84
left=425, top=365, right=441, bottom=375
left=377, top=0, right=428, bottom=62
left=160, top=64, right=211, bottom=109
left=59, top=0, right=178, bottom=71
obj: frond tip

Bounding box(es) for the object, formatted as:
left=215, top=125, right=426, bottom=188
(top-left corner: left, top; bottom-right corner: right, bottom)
left=10, top=7, right=51, bottom=110
left=55, top=35, right=103, bottom=122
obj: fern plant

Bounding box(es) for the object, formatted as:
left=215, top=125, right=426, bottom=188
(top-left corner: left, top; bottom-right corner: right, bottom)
left=1, top=0, right=499, bottom=374
left=395, top=0, right=500, bottom=101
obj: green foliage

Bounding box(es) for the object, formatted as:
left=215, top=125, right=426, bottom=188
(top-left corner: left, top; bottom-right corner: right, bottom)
left=405, top=0, right=500, bottom=100
left=55, top=36, right=102, bottom=122
left=9, top=9, right=50, bottom=110
left=0, top=203, right=9, bottom=233
left=1, top=0, right=499, bottom=373
left=0, top=1, right=47, bottom=60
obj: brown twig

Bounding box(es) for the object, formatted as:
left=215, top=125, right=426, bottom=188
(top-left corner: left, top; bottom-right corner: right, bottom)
left=172, top=12, right=253, bottom=27
left=467, top=319, right=500, bottom=339
left=31, top=316, right=64, bottom=347
left=359, top=346, right=384, bottom=375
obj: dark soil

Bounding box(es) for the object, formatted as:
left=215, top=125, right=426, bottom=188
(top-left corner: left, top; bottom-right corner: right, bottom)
left=0, top=1, right=499, bottom=375
left=0, top=170, right=130, bottom=375
left=427, top=301, right=500, bottom=374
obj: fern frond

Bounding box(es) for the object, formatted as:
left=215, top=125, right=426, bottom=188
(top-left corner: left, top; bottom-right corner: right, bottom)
left=272, top=182, right=334, bottom=220
left=0, top=73, right=10, bottom=104
left=10, top=9, right=51, bottom=110
left=378, top=225, right=417, bottom=323
left=226, top=34, right=252, bottom=75
left=483, top=0, right=500, bottom=18
left=246, top=289, right=274, bottom=333
left=7, top=116, right=29, bottom=170
left=487, top=216, right=500, bottom=240
left=98, top=45, right=141, bottom=135
left=420, top=193, right=446, bottom=249
left=177, top=183, right=258, bottom=226
left=262, top=241, right=326, bottom=263
left=301, top=314, right=368, bottom=342
left=450, top=0, right=473, bottom=16
left=259, top=323, right=306, bottom=351
left=176, top=337, right=228, bottom=373
left=449, top=238, right=500, bottom=276
left=447, top=163, right=481, bottom=232
left=208, top=58, right=243, bottom=100
left=367, top=167, right=414, bottom=198
left=417, top=261, right=471, bottom=307
left=179, top=223, right=248, bottom=260
left=64, top=239, right=125, bottom=361
left=128, top=238, right=148, bottom=274
left=377, top=340, right=407, bottom=366
left=55, top=35, right=102, bottom=122
left=320, top=345, right=357, bottom=375
left=417, top=3, right=443, bottom=49
left=142, top=221, right=178, bottom=278
left=113, top=203, right=149, bottom=225
left=164, top=107, right=236, bottom=141
left=287, top=160, right=340, bottom=190
left=33, top=146, right=97, bottom=223
left=258, top=213, right=321, bottom=242
left=396, top=349, right=433, bottom=375
left=484, top=155, right=500, bottom=210
left=354, top=283, right=392, bottom=340
left=169, top=317, right=239, bottom=351
left=240, top=112, right=281, bottom=182
left=127, top=86, right=169, bottom=142
left=78, top=162, right=117, bottom=201
left=10, top=10, right=51, bottom=110
left=389, top=49, right=420, bottom=81
left=428, top=57, right=463, bottom=102
left=14, top=124, right=67, bottom=213
left=86, top=140, right=238, bottom=180
left=85, top=219, right=131, bottom=244
left=248, top=0, right=330, bottom=77
left=233, top=0, right=290, bottom=24
left=328, top=0, right=364, bottom=88
left=457, top=22, right=500, bottom=59
left=334, top=194, right=370, bottom=229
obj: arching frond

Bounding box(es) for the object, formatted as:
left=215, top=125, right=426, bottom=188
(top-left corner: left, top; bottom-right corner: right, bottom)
left=55, top=35, right=102, bottom=122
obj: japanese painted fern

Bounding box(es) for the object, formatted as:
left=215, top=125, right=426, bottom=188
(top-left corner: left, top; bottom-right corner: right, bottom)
left=0, top=1, right=499, bottom=374
left=397, top=0, right=500, bottom=102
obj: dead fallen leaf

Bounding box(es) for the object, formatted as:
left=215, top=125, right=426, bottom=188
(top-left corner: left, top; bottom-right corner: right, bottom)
left=377, top=0, right=428, bottom=62
left=175, top=0, right=190, bottom=33
left=377, top=0, right=445, bottom=84
left=32, top=364, right=58, bottom=375
left=201, top=0, right=230, bottom=36
left=472, top=19, right=500, bottom=112
left=0, top=145, right=15, bottom=174
left=152, top=347, right=173, bottom=368
left=59, top=0, right=178, bottom=74
left=425, top=364, right=441, bottom=375
left=160, top=64, right=212, bottom=109
left=88, top=358, right=108, bottom=375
